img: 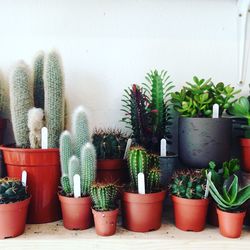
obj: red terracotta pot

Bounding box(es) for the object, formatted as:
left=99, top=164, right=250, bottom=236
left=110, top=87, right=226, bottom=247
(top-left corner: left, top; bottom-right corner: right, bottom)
left=240, top=138, right=250, bottom=172
left=0, top=118, right=6, bottom=144
left=122, top=191, right=166, bottom=232
left=217, top=208, right=246, bottom=238
left=0, top=146, right=61, bottom=224
left=92, top=208, right=119, bottom=236
left=207, top=201, right=218, bottom=227
left=171, top=195, right=209, bottom=232
left=97, top=159, right=128, bottom=184
left=0, top=197, right=30, bottom=239
left=59, top=194, right=93, bottom=230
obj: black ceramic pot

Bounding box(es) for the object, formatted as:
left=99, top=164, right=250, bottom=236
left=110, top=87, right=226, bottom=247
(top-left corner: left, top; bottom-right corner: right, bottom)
left=178, top=117, right=232, bottom=168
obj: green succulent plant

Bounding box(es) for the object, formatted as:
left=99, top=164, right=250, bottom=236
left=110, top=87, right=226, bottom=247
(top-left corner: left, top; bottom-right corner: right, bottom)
left=0, top=178, right=29, bottom=204
left=121, top=70, right=175, bottom=153
left=92, top=128, right=128, bottom=160
left=90, top=183, right=119, bottom=211
left=171, top=76, right=240, bottom=118
left=207, top=174, right=250, bottom=212
left=229, top=96, right=250, bottom=138
left=169, top=169, right=207, bottom=199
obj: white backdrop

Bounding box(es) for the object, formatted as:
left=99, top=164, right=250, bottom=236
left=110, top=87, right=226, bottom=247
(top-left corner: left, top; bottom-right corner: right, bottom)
left=0, top=0, right=249, bottom=142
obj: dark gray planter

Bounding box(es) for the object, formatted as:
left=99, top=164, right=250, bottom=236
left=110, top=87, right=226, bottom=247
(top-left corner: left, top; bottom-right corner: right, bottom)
left=178, top=117, right=232, bottom=168
left=159, top=154, right=177, bottom=187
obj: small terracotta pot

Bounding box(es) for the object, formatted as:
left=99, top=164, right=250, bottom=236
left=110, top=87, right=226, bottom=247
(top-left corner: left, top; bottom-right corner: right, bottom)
left=240, top=138, right=250, bottom=172
left=171, top=195, right=209, bottom=232
left=0, top=197, right=30, bottom=239
left=122, top=191, right=166, bottom=232
left=217, top=207, right=246, bottom=238
left=0, top=146, right=61, bottom=224
left=59, top=194, right=93, bottom=230
left=92, top=208, right=119, bottom=236
left=97, top=159, right=128, bottom=184
left=207, top=201, right=218, bottom=227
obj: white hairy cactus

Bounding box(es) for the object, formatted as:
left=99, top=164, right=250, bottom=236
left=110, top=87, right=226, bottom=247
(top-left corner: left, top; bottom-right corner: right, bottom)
left=28, top=107, right=44, bottom=148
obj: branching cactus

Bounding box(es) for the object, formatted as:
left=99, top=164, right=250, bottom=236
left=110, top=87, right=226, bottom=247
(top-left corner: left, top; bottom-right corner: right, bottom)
left=44, top=51, right=64, bottom=148
left=68, top=156, right=81, bottom=191
left=147, top=167, right=161, bottom=193
left=90, top=183, right=119, bottom=211
left=10, top=62, right=34, bottom=148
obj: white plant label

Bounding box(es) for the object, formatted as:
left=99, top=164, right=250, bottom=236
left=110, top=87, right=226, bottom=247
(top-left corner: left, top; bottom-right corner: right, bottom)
left=138, top=173, right=145, bottom=194
left=160, top=138, right=167, bottom=157
left=22, top=170, right=27, bottom=187
left=212, top=104, right=219, bottom=119
left=73, top=174, right=81, bottom=198
left=204, top=172, right=211, bottom=199
left=123, top=138, right=132, bottom=159
left=41, top=127, right=48, bottom=149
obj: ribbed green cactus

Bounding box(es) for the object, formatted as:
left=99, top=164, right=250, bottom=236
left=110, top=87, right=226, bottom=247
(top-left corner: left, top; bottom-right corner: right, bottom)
left=128, top=147, right=149, bottom=191
left=147, top=167, right=161, bottom=193
left=81, top=142, right=96, bottom=196
left=10, top=62, right=34, bottom=148
left=33, top=51, right=44, bottom=109
left=90, top=183, right=119, bottom=211
left=44, top=51, right=64, bottom=148
left=61, top=175, right=72, bottom=195
left=72, top=106, right=90, bottom=159
left=68, top=156, right=81, bottom=191
left=60, top=131, right=73, bottom=176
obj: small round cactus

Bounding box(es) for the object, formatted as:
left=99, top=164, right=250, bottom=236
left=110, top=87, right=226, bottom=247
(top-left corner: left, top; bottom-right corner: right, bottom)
left=147, top=167, right=161, bottom=193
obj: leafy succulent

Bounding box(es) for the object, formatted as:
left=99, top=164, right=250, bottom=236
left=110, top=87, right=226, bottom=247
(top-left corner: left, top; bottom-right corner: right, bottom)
left=207, top=174, right=250, bottom=212
left=171, top=76, right=240, bottom=118
left=229, top=96, right=250, bottom=138
left=121, top=70, right=175, bottom=153
left=169, top=169, right=207, bottom=199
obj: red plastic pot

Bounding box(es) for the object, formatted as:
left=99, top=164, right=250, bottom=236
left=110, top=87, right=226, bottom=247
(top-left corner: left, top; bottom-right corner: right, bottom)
left=171, top=195, right=209, bottom=232
left=0, top=197, right=30, bottom=239
left=207, top=201, right=218, bottom=227
left=0, top=146, right=61, bottom=224
left=0, top=118, right=6, bottom=144
left=217, top=207, right=246, bottom=238
left=92, top=208, right=119, bottom=236
left=240, top=138, right=250, bottom=172
left=122, top=191, right=166, bottom=232
left=97, top=159, right=128, bottom=184
left=59, top=194, right=93, bottom=230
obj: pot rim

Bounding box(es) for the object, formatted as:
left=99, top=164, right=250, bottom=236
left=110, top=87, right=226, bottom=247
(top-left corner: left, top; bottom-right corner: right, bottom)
left=0, top=145, right=59, bottom=153
left=179, top=117, right=232, bottom=120
left=0, top=196, right=31, bottom=210
left=92, top=207, right=119, bottom=214
left=216, top=206, right=246, bottom=215
left=240, top=137, right=250, bottom=146
left=58, top=193, right=92, bottom=205
left=171, top=195, right=210, bottom=206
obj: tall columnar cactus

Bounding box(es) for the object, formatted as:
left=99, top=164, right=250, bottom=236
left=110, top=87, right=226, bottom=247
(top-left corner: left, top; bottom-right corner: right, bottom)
left=81, top=142, right=96, bottom=196
left=33, top=51, right=44, bottom=109
left=44, top=51, right=64, bottom=148
left=68, top=156, right=81, bottom=190
left=10, top=62, right=34, bottom=148
left=90, top=183, right=119, bottom=211
left=147, top=167, right=161, bottom=193
left=72, top=106, right=90, bottom=159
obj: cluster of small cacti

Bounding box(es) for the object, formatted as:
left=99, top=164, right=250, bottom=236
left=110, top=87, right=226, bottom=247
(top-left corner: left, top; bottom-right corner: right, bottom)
left=0, top=178, right=29, bottom=204
left=60, top=106, right=96, bottom=197
left=169, top=169, right=207, bottom=199
left=92, top=129, right=128, bottom=160
left=90, top=183, right=119, bottom=211
left=128, top=147, right=161, bottom=193
left=9, top=50, right=64, bottom=148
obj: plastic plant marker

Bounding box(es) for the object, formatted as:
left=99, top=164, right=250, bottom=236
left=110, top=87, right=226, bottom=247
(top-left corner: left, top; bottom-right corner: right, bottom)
left=22, top=170, right=27, bottom=187
left=212, top=104, right=219, bottom=118
left=123, top=138, right=132, bottom=159
left=138, top=173, right=145, bottom=194
left=160, top=138, right=167, bottom=157
left=41, top=127, right=48, bottom=149
left=204, top=172, right=211, bottom=199
left=73, top=174, right=81, bottom=198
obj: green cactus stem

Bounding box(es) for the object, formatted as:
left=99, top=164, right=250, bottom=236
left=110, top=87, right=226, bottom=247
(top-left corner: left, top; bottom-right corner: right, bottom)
left=147, top=167, right=161, bottom=193
left=61, top=175, right=72, bottom=195
left=68, top=155, right=81, bottom=191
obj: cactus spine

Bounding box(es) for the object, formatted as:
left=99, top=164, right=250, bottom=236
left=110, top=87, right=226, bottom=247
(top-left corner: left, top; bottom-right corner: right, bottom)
left=33, top=51, right=44, bottom=109
left=44, top=51, right=64, bottom=148
left=10, top=62, right=34, bottom=148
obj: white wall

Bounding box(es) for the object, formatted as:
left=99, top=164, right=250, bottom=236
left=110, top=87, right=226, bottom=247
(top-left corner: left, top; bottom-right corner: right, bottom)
left=0, top=0, right=249, bottom=137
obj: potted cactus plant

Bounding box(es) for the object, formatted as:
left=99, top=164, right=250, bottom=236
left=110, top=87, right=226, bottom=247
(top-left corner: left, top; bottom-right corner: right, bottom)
left=122, top=147, right=166, bottom=232
left=59, top=106, right=96, bottom=230
left=207, top=173, right=250, bottom=238
left=90, top=183, right=119, bottom=236
left=0, top=177, right=30, bottom=239
left=171, top=76, right=240, bottom=168
left=0, top=51, right=65, bottom=223
left=92, top=128, right=129, bottom=184
left=169, top=169, right=209, bottom=232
